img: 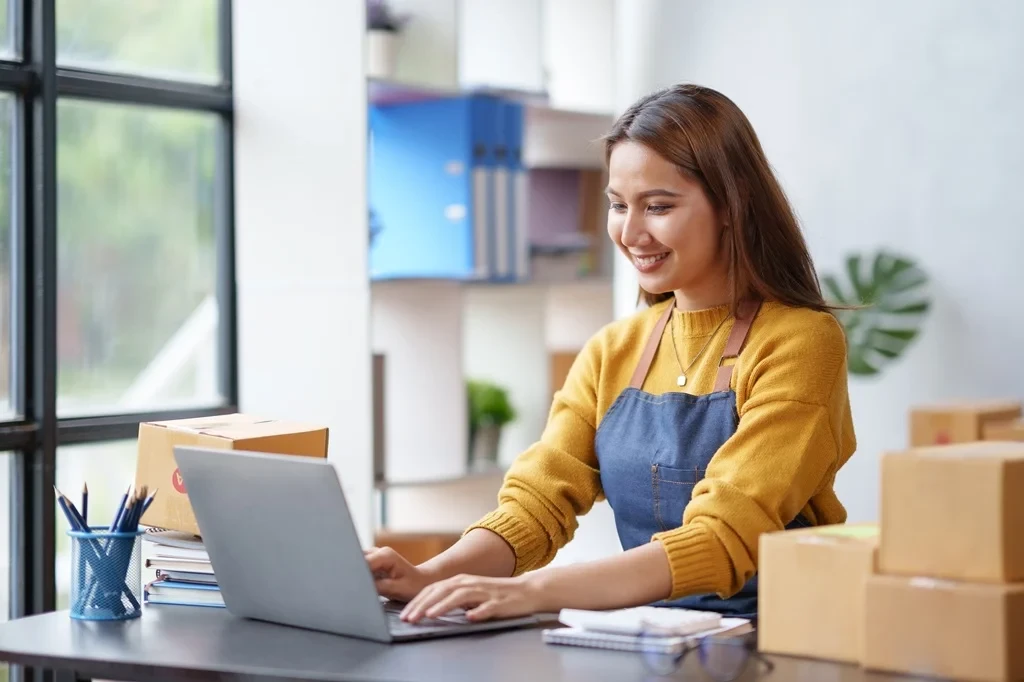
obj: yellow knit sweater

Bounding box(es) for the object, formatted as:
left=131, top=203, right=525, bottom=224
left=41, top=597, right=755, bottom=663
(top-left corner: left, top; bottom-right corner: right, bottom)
left=468, top=299, right=856, bottom=601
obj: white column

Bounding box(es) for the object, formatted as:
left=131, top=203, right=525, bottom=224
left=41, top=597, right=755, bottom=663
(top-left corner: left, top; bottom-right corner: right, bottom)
left=610, top=0, right=663, bottom=320
left=233, top=1, right=373, bottom=543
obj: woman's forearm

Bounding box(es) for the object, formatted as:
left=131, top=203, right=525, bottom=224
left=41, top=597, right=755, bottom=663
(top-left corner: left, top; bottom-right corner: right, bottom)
left=418, top=528, right=516, bottom=582
left=527, top=541, right=674, bottom=612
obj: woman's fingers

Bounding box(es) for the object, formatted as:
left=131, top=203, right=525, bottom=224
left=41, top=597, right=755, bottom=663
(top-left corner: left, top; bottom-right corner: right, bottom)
left=402, top=576, right=471, bottom=621
left=424, top=587, right=482, bottom=619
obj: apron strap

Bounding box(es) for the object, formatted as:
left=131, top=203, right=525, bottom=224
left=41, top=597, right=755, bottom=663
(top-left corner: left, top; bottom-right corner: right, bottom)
left=713, top=299, right=763, bottom=392
left=628, top=301, right=675, bottom=390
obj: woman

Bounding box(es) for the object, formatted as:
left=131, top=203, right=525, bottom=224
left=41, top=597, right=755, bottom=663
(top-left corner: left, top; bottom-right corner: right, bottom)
left=367, top=83, right=856, bottom=624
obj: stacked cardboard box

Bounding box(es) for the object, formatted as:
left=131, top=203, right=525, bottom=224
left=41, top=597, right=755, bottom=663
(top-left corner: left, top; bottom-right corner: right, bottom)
left=759, top=400, right=1024, bottom=672
left=757, top=523, right=879, bottom=664
left=909, top=401, right=1021, bottom=446
left=865, top=440, right=1024, bottom=682
left=135, top=414, right=330, bottom=536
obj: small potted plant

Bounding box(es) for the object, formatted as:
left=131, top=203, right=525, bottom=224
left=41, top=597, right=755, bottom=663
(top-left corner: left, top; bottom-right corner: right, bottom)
left=467, top=379, right=516, bottom=472
left=366, top=0, right=410, bottom=79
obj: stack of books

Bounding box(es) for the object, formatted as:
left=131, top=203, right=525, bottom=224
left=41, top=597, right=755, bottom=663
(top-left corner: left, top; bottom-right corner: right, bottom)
left=142, top=529, right=224, bottom=608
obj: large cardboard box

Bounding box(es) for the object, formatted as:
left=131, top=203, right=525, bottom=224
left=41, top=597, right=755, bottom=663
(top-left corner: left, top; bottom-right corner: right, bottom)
left=984, top=419, right=1024, bottom=442
left=757, top=523, right=878, bottom=664
left=879, top=441, right=1024, bottom=582
left=864, top=574, right=1024, bottom=682
left=135, top=414, right=329, bottom=536
left=909, top=400, right=1021, bottom=446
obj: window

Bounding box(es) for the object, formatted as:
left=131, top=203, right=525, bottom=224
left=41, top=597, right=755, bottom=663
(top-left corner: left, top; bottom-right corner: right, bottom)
left=1, top=452, right=10, bottom=682
left=0, top=0, right=12, bottom=61
left=57, top=101, right=222, bottom=415
left=56, top=0, right=218, bottom=83
left=0, top=0, right=235, bottom=633
left=0, top=93, right=12, bottom=420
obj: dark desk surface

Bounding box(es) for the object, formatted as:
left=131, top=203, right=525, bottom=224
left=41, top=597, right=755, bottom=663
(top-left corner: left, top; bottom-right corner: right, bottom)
left=0, top=605, right=916, bottom=682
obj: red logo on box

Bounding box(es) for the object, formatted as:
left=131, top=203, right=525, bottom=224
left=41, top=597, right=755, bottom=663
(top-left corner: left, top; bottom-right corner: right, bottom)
left=172, top=468, right=187, bottom=494
left=935, top=431, right=951, bottom=445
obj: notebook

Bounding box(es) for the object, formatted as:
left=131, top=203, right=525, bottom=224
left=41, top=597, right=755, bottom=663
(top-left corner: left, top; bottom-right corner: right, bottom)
left=543, top=607, right=751, bottom=654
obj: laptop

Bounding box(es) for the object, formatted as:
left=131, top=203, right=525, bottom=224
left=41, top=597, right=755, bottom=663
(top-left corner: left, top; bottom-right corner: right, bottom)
left=172, top=445, right=549, bottom=642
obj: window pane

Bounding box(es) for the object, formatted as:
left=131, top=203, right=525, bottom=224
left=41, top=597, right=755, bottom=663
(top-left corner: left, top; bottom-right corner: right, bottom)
left=57, top=0, right=219, bottom=83
left=0, top=0, right=13, bottom=60
left=2, top=452, right=11, bottom=625
left=0, top=94, right=12, bottom=419
left=55, top=440, right=138, bottom=611
left=57, top=100, right=222, bottom=415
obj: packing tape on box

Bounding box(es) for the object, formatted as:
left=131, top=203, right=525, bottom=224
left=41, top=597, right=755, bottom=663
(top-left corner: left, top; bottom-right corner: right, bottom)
left=909, top=576, right=957, bottom=590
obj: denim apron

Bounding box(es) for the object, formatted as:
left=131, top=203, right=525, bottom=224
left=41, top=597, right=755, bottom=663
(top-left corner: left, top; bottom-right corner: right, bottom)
left=595, top=300, right=806, bottom=618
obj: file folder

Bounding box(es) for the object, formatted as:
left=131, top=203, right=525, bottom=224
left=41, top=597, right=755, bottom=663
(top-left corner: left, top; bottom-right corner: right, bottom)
left=504, top=100, right=530, bottom=282
left=368, top=95, right=500, bottom=280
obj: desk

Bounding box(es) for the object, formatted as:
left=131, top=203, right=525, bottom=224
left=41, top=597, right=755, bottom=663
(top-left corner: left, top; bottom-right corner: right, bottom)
left=0, top=606, right=913, bottom=681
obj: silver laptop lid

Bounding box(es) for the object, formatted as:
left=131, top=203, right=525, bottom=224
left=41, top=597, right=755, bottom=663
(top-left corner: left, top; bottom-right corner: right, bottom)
left=172, top=446, right=392, bottom=642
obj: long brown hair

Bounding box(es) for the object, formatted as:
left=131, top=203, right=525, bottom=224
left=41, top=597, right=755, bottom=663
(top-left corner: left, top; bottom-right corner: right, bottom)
left=604, top=84, right=829, bottom=313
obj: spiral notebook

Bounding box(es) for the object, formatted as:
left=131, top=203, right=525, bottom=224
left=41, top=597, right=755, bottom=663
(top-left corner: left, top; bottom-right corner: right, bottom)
left=542, top=617, right=752, bottom=654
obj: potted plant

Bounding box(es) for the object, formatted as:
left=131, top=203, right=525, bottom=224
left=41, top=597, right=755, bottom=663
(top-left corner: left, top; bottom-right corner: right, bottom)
left=366, top=0, right=409, bottom=79
left=821, top=249, right=931, bottom=376
left=467, top=379, right=516, bottom=472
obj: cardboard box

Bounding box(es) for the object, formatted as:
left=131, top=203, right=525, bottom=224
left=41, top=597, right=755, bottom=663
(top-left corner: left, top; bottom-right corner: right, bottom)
left=984, top=419, right=1024, bottom=442
left=864, top=574, right=1024, bottom=682
left=879, top=441, right=1024, bottom=582
left=135, top=414, right=329, bottom=536
left=909, top=400, right=1021, bottom=446
left=757, top=523, right=878, bottom=664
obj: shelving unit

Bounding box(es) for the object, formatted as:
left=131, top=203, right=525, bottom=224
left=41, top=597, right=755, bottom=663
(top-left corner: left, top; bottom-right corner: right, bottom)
left=366, top=0, right=618, bottom=540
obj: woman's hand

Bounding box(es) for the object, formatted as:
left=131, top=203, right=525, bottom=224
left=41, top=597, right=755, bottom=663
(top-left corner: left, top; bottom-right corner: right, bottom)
left=364, top=546, right=434, bottom=603
left=399, top=573, right=546, bottom=623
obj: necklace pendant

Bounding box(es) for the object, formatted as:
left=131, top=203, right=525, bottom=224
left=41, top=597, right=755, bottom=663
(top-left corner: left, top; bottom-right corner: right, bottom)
left=677, top=374, right=687, bottom=387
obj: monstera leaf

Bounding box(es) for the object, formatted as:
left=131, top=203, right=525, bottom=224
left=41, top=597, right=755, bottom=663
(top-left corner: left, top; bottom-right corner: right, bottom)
left=822, top=251, right=931, bottom=376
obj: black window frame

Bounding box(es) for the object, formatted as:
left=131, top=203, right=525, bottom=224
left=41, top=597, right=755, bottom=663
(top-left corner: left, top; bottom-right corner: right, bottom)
left=0, top=0, right=237, bottom=657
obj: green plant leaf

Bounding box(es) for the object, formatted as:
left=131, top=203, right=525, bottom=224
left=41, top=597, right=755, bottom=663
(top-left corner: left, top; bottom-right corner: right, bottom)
left=845, top=254, right=873, bottom=302
left=881, top=301, right=930, bottom=315
left=822, top=250, right=931, bottom=376
left=822, top=274, right=849, bottom=305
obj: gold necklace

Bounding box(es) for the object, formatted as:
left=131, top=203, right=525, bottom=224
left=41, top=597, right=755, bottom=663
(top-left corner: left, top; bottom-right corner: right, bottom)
left=669, top=310, right=730, bottom=387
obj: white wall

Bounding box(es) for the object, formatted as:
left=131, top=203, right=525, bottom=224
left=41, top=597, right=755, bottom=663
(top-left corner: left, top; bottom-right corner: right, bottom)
left=233, top=1, right=373, bottom=543
left=372, top=281, right=467, bottom=483
left=614, top=0, right=1024, bottom=523
left=463, top=285, right=548, bottom=468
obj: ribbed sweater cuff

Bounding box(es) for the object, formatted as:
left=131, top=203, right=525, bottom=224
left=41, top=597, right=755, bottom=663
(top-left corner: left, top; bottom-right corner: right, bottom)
left=466, top=509, right=548, bottom=576
left=651, top=523, right=730, bottom=600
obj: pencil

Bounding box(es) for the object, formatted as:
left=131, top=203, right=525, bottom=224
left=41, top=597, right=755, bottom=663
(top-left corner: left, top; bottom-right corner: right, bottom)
left=81, top=482, right=89, bottom=528
left=108, top=485, right=131, bottom=533
left=55, top=486, right=88, bottom=531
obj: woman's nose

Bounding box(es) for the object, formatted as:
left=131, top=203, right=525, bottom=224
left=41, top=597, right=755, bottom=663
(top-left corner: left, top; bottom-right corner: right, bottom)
left=620, top=211, right=652, bottom=248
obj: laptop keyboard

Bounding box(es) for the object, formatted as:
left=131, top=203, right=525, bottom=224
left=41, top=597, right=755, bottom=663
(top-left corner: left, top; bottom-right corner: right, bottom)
left=384, top=604, right=472, bottom=632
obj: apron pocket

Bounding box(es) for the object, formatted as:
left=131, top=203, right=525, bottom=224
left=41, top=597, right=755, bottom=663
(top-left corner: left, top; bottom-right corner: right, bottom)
left=651, top=464, right=705, bottom=531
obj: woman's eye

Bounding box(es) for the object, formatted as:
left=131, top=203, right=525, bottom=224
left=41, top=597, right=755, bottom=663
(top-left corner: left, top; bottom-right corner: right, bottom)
left=609, top=202, right=627, bottom=212
left=647, top=204, right=671, bottom=215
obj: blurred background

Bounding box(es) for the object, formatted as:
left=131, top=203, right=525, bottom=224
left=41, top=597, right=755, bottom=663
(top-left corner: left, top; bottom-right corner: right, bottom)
left=2, top=1, right=1023, bottom=675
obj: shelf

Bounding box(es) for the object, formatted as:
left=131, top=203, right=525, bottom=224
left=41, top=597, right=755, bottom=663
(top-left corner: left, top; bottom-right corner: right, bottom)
left=367, top=77, right=615, bottom=122
left=375, top=465, right=507, bottom=490
left=371, top=275, right=612, bottom=290
left=368, top=76, right=547, bottom=107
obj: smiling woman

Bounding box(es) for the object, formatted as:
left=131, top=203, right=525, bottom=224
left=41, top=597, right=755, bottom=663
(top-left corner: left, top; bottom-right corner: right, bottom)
left=367, top=83, right=856, bottom=625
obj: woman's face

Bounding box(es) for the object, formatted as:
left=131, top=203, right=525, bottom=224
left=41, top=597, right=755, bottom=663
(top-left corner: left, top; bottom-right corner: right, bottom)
left=606, top=141, right=730, bottom=307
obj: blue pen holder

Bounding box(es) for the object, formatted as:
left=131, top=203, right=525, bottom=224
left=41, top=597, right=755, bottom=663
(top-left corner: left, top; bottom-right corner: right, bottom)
left=67, top=527, right=145, bottom=621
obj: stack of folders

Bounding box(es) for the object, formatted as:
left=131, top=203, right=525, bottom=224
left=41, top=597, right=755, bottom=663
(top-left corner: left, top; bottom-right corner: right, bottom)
left=142, top=534, right=224, bottom=608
